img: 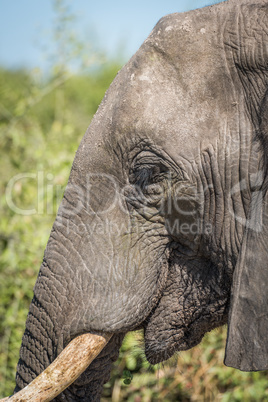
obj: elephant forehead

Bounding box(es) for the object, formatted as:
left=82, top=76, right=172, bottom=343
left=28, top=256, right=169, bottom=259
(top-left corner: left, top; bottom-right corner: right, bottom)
left=108, top=21, right=233, bottom=162
left=113, top=76, right=219, bottom=162
left=73, top=4, right=238, bottom=176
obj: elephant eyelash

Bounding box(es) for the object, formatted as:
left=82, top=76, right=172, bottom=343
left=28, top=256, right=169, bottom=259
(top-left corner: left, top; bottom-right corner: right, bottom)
left=131, top=164, right=168, bottom=190
left=135, top=167, right=154, bottom=189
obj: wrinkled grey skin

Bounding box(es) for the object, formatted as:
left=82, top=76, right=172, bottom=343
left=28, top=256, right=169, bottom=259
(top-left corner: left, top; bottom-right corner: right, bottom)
left=14, top=0, right=268, bottom=400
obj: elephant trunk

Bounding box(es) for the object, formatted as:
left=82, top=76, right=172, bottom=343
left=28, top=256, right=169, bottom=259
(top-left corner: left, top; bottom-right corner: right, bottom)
left=10, top=259, right=125, bottom=401
left=14, top=287, right=62, bottom=393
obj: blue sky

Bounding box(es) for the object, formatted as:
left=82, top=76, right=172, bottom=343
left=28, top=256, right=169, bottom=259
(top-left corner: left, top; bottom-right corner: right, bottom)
left=0, top=0, right=224, bottom=71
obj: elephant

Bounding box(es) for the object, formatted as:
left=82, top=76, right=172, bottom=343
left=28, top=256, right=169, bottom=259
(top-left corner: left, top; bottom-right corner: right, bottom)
left=3, top=0, right=268, bottom=400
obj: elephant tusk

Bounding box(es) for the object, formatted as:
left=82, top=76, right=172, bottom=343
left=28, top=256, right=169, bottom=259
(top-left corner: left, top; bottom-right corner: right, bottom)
left=0, top=332, right=112, bottom=402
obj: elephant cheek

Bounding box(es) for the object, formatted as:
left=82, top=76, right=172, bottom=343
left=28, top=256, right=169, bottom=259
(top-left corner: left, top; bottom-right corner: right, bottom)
left=42, top=183, right=170, bottom=336
left=161, top=182, right=203, bottom=255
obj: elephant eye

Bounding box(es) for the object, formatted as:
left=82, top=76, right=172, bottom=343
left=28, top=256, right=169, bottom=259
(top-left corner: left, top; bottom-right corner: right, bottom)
left=131, top=163, right=167, bottom=191
left=135, top=167, right=155, bottom=189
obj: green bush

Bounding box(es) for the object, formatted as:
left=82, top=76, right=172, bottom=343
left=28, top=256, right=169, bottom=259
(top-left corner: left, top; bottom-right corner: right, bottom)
left=0, top=64, right=121, bottom=397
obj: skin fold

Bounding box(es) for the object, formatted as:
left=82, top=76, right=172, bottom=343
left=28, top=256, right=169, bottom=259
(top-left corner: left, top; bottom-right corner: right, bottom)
left=12, top=0, right=268, bottom=400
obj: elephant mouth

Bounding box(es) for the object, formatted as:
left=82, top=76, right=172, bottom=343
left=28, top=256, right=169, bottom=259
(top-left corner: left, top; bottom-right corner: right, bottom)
left=143, top=306, right=229, bottom=365
left=142, top=248, right=230, bottom=366
left=143, top=311, right=228, bottom=365
left=144, top=324, right=209, bottom=365
left=143, top=302, right=229, bottom=366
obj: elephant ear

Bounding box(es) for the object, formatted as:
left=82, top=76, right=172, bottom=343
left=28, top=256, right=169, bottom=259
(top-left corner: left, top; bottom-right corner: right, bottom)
left=225, top=88, right=268, bottom=371
left=224, top=187, right=268, bottom=371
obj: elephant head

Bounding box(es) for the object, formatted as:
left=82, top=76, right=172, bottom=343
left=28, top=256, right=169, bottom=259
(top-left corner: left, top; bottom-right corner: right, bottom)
left=7, top=0, right=268, bottom=400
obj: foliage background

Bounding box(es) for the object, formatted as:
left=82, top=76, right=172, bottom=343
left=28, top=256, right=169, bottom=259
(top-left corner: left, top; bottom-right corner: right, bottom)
left=0, top=1, right=268, bottom=400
